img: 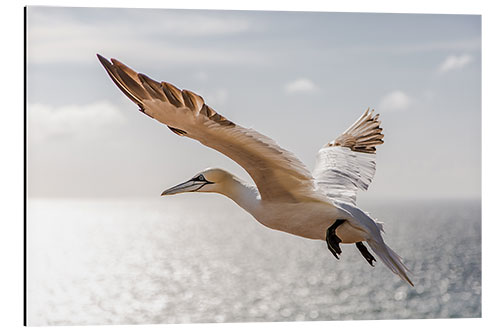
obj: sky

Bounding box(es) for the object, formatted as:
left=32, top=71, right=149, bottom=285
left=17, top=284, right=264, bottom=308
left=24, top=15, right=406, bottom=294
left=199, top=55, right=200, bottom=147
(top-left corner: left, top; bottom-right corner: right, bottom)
left=26, top=6, right=481, bottom=201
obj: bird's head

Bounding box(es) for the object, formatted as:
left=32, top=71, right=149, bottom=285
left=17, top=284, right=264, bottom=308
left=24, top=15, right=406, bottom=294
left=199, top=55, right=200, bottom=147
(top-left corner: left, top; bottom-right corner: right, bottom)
left=161, top=168, right=233, bottom=196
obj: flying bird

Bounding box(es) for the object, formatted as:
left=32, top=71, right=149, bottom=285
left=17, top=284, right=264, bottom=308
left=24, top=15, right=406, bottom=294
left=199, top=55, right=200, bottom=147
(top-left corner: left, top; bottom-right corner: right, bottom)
left=97, top=54, right=413, bottom=286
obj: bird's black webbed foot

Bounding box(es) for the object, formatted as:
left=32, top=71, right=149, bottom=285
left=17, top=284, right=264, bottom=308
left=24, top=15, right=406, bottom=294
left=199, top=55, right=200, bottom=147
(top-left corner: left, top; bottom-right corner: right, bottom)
left=326, top=219, right=346, bottom=260
left=356, top=242, right=376, bottom=267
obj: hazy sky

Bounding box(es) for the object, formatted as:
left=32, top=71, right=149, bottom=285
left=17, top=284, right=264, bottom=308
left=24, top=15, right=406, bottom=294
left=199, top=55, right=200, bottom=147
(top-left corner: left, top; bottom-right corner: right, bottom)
left=26, top=7, right=481, bottom=201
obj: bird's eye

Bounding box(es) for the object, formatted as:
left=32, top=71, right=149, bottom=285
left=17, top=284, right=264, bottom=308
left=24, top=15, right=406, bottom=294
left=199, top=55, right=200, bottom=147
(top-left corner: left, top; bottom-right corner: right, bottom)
left=197, top=175, right=205, bottom=181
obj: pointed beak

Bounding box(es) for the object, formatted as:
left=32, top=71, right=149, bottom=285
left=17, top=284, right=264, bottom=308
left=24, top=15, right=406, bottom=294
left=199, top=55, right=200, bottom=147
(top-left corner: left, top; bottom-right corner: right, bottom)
left=161, top=180, right=207, bottom=196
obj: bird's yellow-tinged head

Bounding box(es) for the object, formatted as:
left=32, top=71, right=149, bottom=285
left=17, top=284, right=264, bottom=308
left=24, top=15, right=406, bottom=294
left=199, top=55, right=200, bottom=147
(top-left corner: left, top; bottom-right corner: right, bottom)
left=161, top=168, right=233, bottom=196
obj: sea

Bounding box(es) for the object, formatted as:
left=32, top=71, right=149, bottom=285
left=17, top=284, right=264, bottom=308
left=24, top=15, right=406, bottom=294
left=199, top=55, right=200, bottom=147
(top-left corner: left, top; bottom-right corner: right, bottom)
left=26, top=196, right=481, bottom=325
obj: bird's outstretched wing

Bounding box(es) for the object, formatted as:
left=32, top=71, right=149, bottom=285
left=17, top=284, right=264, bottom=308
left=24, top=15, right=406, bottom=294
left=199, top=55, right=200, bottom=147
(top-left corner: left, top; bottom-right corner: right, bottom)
left=97, top=55, right=328, bottom=203
left=312, top=109, right=384, bottom=205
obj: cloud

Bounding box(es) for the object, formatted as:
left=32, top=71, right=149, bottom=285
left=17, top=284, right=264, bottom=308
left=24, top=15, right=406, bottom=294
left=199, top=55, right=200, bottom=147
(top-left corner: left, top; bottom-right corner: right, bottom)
left=284, top=78, right=318, bottom=94
left=28, top=101, right=125, bottom=142
left=194, top=71, right=209, bottom=81
left=203, top=88, right=229, bottom=107
left=379, top=90, right=411, bottom=111
left=28, top=8, right=252, bottom=39
left=438, top=54, right=473, bottom=73
left=393, top=39, right=480, bottom=54
left=336, top=38, right=480, bottom=57
left=26, top=8, right=267, bottom=66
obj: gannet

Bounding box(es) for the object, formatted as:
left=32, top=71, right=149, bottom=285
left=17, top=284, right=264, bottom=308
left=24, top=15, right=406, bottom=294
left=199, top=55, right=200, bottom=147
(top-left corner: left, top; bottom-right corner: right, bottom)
left=97, top=54, right=413, bottom=286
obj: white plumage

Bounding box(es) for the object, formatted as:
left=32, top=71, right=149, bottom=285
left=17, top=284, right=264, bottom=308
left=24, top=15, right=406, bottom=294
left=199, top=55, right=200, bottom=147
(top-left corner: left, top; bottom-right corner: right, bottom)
left=97, top=54, right=413, bottom=286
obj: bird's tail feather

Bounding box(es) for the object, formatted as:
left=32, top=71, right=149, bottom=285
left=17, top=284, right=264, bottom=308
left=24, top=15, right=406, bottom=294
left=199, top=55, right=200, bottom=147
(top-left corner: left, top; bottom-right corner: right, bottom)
left=367, top=239, right=414, bottom=286
left=334, top=201, right=413, bottom=286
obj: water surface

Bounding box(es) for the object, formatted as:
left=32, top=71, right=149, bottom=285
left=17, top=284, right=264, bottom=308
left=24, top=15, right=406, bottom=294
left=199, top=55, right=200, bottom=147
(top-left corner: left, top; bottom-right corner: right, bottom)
left=27, top=197, right=481, bottom=325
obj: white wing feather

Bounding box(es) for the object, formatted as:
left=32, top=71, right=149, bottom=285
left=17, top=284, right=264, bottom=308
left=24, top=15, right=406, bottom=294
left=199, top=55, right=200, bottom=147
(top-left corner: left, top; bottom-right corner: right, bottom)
left=313, top=109, right=384, bottom=204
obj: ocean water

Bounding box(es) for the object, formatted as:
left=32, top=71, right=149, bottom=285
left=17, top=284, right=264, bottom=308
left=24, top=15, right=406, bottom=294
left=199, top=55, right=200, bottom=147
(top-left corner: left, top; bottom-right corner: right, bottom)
left=27, top=197, right=481, bottom=325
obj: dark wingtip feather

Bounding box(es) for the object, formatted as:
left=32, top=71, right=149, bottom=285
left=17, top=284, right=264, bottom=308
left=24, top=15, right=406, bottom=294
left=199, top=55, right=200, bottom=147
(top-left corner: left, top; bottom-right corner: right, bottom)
left=96, top=54, right=113, bottom=73
left=96, top=53, right=106, bottom=63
